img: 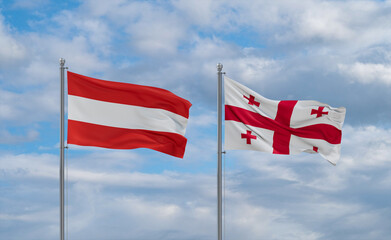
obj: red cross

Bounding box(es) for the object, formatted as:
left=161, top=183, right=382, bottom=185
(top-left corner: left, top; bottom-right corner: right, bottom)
left=243, top=94, right=260, bottom=107
left=311, top=106, right=328, bottom=118
left=225, top=102, right=342, bottom=155
left=271, top=101, right=297, bottom=154
left=241, top=130, right=257, bottom=144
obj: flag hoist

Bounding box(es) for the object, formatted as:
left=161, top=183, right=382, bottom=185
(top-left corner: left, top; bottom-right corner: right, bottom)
left=216, top=63, right=224, bottom=240
left=59, top=58, right=67, bottom=240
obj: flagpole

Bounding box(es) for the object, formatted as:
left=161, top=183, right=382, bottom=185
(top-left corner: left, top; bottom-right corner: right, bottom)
left=217, top=63, right=223, bottom=240
left=59, top=58, right=66, bottom=240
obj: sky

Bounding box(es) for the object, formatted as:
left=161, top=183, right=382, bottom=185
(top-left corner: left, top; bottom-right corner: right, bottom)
left=1, top=0, right=391, bottom=239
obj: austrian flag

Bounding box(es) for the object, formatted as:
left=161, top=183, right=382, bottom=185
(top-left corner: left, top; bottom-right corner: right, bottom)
left=224, top=77, right=346, bottom=164
left=67, top=72, right=192, bottom=158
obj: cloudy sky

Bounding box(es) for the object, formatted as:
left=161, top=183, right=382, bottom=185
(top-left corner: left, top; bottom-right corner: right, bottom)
left=1, top=0, right=391, bottom=239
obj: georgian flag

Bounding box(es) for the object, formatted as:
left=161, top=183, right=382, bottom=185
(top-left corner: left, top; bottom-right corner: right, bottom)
left=67, top=72, right=192, bottom=158
left=224, top=77, right=346, bottom=164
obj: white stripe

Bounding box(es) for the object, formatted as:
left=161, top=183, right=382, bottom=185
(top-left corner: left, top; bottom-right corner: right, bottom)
left=68, top=95, right=188, bottom=135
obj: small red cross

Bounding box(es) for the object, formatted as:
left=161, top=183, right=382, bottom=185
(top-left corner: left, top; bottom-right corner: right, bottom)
left=243, top=94, right=260, bottom=107
left=241, top=130, right=257, bottom=144
left=313, top=146, right=318, bottom=152
left=311, top=106, right=328, bottom=118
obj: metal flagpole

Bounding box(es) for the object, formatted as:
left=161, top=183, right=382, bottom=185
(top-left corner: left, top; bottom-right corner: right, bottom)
left=59, top=58, right=66, bottom=240
left=217, top=63, right=223, bottom=240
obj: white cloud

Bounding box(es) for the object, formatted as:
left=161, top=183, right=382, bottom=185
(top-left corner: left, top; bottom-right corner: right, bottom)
left=339, top=62, right=391, bottom=85
left=293, top=2, right=353, bottom=42
left=74, top=0, right=189, bottom=56
left=0, top=15, right=25, bottom=64
left=0, top=27, right=110, bottom=88
left=224, top=197, right=324, bottom=240
left=10, top=0, right=50, bottom=9
left=265, top=0, right=354, bottom=44
left=173, top=0, right=216, bottom=26
left=2, top=121, right=391, bottom=240
left=128, top=20, right=186, bottom=56
left=188, top=111, right=216, bottom=127
left=0, top=209, right=56, bottom=223
left=0, top=129, right=39, bottom=144
left=223, top=55, right=282, bottom=85
left=0, top=153, right=58, bottom=179
left=172, top=0, right=240, bottom=31
left=25, top=34, right=110, bottom=80
left=178, top=0, right=390, bottom=51
left=69, top=170, right=188, bottom=188
left=0, top=87, right=57, bottom=124
left=341, top=125, right=391, bottom=167
left=51, top=10, right=113, bottom=56
left=125, top=6, right=187, bottom=56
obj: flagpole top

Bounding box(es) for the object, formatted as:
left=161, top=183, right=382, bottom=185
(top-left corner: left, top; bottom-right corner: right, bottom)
left=217, top=63, right=223, bottom=72
left=59, top=58, right=66, bottom=66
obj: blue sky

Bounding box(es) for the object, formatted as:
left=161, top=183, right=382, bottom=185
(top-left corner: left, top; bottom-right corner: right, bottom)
left=1, top=0, right=391, bottom=239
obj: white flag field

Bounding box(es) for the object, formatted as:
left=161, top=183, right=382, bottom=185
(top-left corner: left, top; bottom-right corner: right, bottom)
left=224, top=77, right=346, bottom=164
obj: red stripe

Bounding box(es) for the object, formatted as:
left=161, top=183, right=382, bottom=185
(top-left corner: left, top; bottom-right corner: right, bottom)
left=273, top=101, right=297, bottom=154
left=67, top=120, right=188, bottom=158
left=67, top=72, right=191, bottom=118
left=225, top=105, right=342, bottom=144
